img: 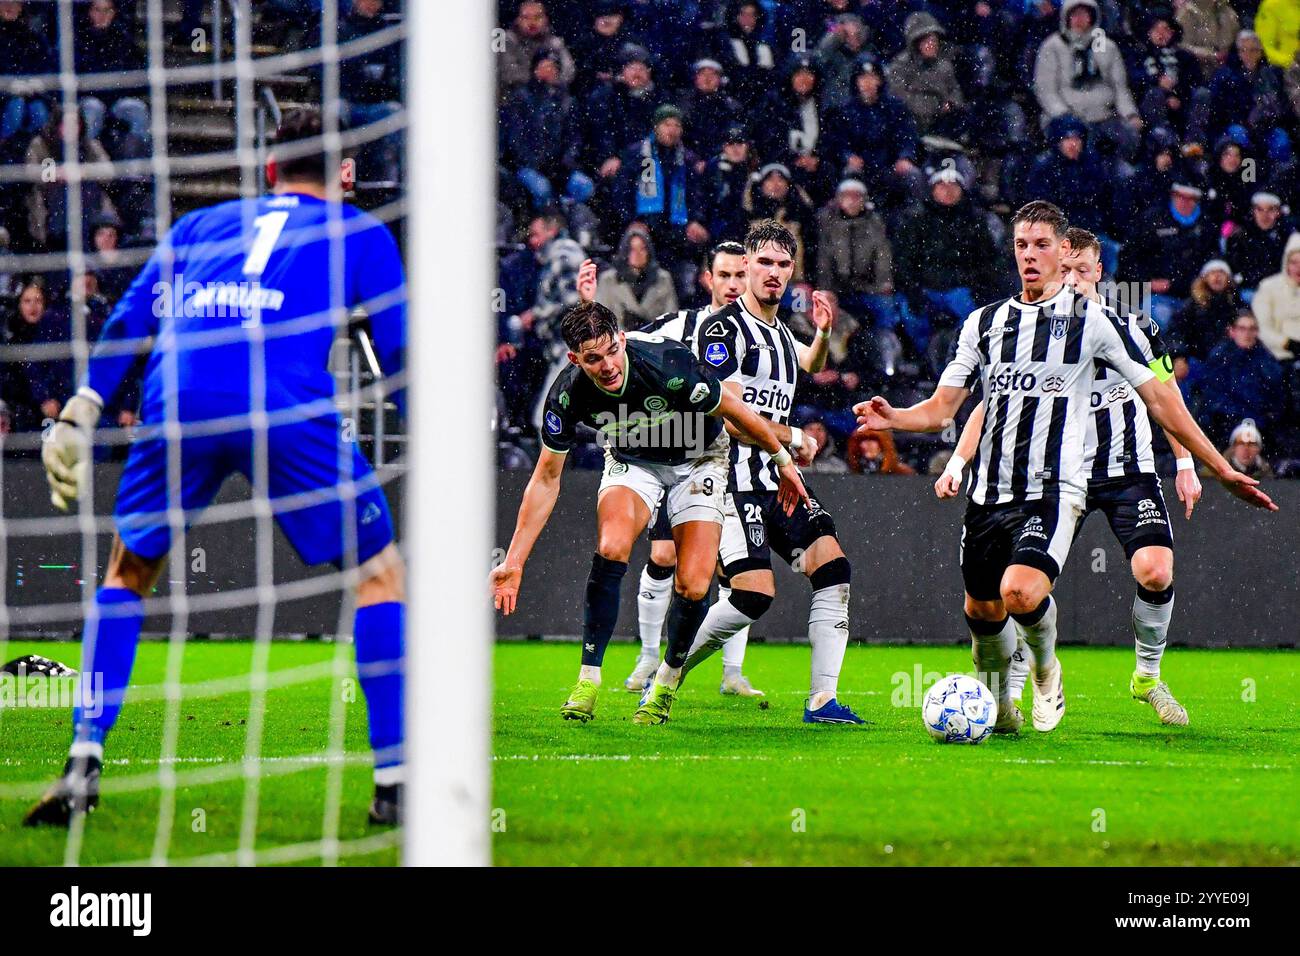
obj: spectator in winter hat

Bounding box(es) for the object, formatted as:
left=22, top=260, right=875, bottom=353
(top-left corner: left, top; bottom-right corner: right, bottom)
left=1170, top=258, right=1240, bottom=372
left=584, top=43, right=668, bottom=177
left=1226, top=192, right=1296, bottom=296
left=820, top=53, right=923, bottom=210
left=887, top=11, right=967, bottom=138
left=1120, top=172, right=1221, bottom=327
left=1200, top=418, right=1273, bottom=479
left=680, top=58, right=744, bottom=160
left=1034, top=0, right=1142, bottom=160
left=815, top=13, right=873, bottom=112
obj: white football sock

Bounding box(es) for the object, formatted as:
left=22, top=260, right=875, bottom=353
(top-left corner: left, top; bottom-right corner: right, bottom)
left=718, top=585, right=751, bottom=673
left=809, top=583, right=850, bottom=700
left=681, top=594, right=757, bottom=677
left=970, top=616, right=1016, bottom=708
left=578, top=664, right=601, bottom=685
left=1133, top=588, right=1174, bottom=677
left=654, top=661, right=683, bottom=690
left=636, top=565, right=674, bottom=658
left=1016, top=596, right=1058, bottom=679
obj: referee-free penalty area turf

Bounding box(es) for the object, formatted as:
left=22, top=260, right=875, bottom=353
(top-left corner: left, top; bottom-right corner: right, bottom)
left=492, top=641, right=1298, bottom=866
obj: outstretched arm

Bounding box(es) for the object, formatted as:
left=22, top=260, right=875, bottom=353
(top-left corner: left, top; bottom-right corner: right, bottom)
left=936, top=400, right=985, bottom=499
left=491, top=449, right=567, bottom=614
left=1136, top=379, right=1277, bottom=511
left=854, top=385, right=970, bottom=435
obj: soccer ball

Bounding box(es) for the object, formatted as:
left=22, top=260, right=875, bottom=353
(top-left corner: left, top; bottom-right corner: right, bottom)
left=922, top=674, right=997, bottom=744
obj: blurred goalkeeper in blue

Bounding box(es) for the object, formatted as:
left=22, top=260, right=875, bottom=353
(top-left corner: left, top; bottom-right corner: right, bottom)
left=25, top=108, right=408, bottom=829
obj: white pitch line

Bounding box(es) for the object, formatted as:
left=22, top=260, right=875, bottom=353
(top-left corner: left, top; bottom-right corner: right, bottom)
left=492, top=752, right=1291, bottom=771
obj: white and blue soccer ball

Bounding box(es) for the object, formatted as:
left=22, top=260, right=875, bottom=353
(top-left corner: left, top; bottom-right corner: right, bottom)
left=922, top=674, right=996, bottom=744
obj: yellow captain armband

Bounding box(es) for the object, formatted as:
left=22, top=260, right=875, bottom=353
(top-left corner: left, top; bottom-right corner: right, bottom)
left=1149, top=353, right=1175, bottom=383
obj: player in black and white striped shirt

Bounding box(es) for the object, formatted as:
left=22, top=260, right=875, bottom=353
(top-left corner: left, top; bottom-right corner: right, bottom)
left=672, top=220, right=864, bottom=725
left=937, top=228, right=1207, bottom=724
left=855, top=201, right=1276, bottom=735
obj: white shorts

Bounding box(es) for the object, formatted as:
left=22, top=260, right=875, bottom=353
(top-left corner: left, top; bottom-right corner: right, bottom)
left=597, top=432, right=730, bottom=528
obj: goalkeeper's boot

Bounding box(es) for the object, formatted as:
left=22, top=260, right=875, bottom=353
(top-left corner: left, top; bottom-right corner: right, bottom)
left=1007, top=640, right=1032, bottom=701
left=1031, top=657, right=1066, bottom=732
left=1131, top=672, right=1189, bottom=726
left=803, top=697, right=866, bottom=724
left=368, top=782, right=403, bottom=826
left=560, top=679, right=598, bottom=722
left=624, top=654, right=659, bottom=693
left=720, top=673, right=765, bottom=697
left=992, top=700, right=1024, bottom=734
left=632, top=680, right=677, bottom=725
left=23, top=754, right=101, bottom=827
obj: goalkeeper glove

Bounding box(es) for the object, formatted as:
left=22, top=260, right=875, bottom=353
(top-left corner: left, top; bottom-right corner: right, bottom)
left=41, top=390, right=102, bottom=512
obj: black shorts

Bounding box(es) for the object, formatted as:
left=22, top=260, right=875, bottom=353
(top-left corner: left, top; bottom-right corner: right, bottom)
left=1079, top=474, right=1174, bottom=559
left=960, top=495, right=1085, bottom=602
left=648, top=494, right=674, bottom=542
left=718, top=481, right=838, bottom=577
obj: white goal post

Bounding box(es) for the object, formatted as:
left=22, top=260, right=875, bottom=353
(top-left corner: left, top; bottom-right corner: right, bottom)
left=405, top=0, right=494, bottom=866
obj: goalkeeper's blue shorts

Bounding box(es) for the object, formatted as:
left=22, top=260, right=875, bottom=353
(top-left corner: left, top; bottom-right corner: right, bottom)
left=113, top=409, right=395, bottom=568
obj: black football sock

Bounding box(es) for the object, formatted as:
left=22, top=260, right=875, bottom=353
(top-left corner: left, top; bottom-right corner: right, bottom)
left=581, top=554, right=628, bottom=668
left=663, top=592, right=710, bottom=670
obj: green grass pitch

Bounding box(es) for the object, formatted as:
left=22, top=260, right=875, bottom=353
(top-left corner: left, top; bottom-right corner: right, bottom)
left=493, top=641, right=1299, bottom=866
left=0, top=641, right=398, bottom=867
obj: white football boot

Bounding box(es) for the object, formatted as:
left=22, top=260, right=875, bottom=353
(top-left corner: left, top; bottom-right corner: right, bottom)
left=719, top=673, right=765, bottom=697
left=624, top=654, right=659, bottom=692
left=991, top=699, right=1024, bottom=734
left=1031, top=658, right=1065, bottom=732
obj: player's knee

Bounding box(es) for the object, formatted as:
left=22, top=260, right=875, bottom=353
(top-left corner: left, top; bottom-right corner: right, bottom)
left=999, top=582, right=1045, bottom=617
left=595, top=537, right=633, bottom=564
left=807, top=555, right=850, bottom=590
left=674, top=572, right=712, bottom=602
left=650, top=541, right=677, bottom=567
left=357, top=548, right=405, bottom=606
left=104, top=546, right=165, bottom=597
left=1131, top=549, right=1173, bottom=592
left=964, top=595, right=1004, bottom=621
left=727, top=588, right=773, bottom=620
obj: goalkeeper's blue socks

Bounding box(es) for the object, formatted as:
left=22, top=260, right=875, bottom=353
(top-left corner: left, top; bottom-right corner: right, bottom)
left=70, top=587, right=145, bottom=758
left=354, top=601, right=405, bottom=783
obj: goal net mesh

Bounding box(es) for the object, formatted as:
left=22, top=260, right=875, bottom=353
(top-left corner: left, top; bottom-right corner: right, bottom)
left=0, top=0, right=407, bottom=866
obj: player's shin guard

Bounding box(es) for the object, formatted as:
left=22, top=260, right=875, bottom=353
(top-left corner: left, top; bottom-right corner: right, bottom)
left=808, top=558, right=851, bottom=701
left=581, top=554, right=628, bottom=673
left=967, top=613, right=1015, bottom=707
left=71, top=588, right=145, bottom=756
left=1011, top=596, right=1058, bottom=677
left=636, top=561, right=674, bottom=659
left=1132, top=584, right=1174, bottom=677
left=354, top=602, right=405, bottom=781
left=717, top=583, right=752, bottom=676
left=682, top=588, right=772, bottom=677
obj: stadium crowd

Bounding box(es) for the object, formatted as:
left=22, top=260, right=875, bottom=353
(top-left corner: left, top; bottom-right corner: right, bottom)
left=492, top=0, right=1300, bottom=477
left=0, top=0, right=402, bottom=448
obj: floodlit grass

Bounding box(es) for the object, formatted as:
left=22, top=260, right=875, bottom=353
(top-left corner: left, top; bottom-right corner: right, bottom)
left=0, top=641, right=397, bottom=866
left=492, top=642, right=1299, bottom=866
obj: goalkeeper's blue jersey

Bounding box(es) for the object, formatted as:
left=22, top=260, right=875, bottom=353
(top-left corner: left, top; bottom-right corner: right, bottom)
left=84, top=192, right=406, bottom=422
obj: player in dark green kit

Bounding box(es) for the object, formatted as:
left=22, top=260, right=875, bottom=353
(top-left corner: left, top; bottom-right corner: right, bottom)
left=491, top=302, right=808, bottom=723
